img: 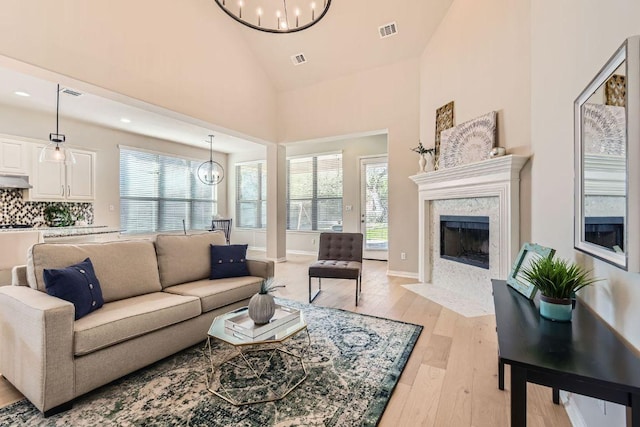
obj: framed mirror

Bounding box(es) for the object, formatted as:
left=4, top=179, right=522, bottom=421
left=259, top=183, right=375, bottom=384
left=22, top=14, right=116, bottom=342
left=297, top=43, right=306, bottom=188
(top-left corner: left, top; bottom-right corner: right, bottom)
left=575, top=36, right=640, bottom=271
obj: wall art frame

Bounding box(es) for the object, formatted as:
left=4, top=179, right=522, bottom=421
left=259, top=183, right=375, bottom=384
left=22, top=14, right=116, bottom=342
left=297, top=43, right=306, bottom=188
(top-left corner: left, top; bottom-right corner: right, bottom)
left=438, top=111, right=497, bottom=169
left=506, top=243, right=556, bottom=300
left=434, top=101, right=454, bottom=170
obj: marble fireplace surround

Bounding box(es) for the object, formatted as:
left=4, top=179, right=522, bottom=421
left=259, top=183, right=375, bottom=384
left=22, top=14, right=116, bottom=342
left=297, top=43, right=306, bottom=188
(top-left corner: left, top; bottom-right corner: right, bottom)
left=410, top=155, right=529, bottom=284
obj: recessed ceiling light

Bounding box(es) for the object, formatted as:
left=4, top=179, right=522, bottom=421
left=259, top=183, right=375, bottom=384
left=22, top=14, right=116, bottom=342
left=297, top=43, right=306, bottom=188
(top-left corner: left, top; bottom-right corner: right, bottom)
left=120, top=118, right=131, bottom=123
left=14, top=91, right=30, bottom=97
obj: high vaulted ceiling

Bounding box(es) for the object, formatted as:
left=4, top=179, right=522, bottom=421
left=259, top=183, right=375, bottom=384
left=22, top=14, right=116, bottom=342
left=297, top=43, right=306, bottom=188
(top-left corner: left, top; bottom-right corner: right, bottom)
left=0, top=0, right=453, bottom=151
left=230, top=0, right=454, bottom=91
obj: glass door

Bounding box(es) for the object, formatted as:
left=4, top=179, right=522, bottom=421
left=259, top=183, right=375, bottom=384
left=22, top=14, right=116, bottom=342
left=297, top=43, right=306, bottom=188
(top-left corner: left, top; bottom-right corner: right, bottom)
left=360, top=156, right=388, bottom=260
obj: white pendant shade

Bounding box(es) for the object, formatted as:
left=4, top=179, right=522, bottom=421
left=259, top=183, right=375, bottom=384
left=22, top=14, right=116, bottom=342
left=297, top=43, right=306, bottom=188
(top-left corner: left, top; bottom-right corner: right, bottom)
left=39, top=141, right=76, bottom=165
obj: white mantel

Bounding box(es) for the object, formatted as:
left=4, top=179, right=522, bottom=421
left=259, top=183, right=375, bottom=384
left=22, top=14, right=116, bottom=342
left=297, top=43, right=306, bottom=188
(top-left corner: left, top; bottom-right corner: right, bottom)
left=409, top=155, right=529, bottom=283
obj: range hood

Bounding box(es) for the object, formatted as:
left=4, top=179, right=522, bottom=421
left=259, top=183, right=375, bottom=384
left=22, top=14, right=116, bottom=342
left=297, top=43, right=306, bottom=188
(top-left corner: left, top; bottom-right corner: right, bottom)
left=0, top=175, right=32, bottom=189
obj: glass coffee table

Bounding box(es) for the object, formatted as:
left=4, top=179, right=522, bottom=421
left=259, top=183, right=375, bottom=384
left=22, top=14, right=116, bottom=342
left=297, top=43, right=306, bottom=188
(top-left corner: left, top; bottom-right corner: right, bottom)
left=204, top=305, right=310, bottom=406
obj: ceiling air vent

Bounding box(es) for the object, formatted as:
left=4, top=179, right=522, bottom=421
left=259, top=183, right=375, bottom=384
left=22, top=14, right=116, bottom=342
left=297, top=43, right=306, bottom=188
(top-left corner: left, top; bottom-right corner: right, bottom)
left=379, top=22, right=398, bottom=39
left=291, top=53, right=307, bottom=66
left=60, top=87, right=83, bottom=97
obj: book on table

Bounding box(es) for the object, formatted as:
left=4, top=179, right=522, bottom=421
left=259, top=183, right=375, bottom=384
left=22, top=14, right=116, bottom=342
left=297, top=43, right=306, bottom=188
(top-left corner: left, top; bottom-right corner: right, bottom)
left=224, top=305, right=300, bottom=339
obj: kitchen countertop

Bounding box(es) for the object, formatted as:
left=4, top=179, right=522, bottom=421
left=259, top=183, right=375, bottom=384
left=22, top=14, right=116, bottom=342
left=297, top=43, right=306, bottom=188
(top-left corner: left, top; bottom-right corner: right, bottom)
left=0, top=225, right=121, bottom=238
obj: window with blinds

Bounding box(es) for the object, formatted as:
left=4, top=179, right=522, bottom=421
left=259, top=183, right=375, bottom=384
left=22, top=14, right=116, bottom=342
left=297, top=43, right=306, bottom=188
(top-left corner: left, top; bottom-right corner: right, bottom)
left=236, top=161, right=267, bottom=228
left=287, top=153, right=342, bottom=231
left=119, top=147, right=217, bottom=234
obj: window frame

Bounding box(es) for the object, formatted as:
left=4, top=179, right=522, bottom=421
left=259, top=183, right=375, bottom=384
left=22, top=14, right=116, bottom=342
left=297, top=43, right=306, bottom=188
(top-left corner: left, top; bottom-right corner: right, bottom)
left=119, top=146, right=217, bottom=234
left=235, top=160, right=267, bottom=229
left=286, top=152, right=343, bottom=232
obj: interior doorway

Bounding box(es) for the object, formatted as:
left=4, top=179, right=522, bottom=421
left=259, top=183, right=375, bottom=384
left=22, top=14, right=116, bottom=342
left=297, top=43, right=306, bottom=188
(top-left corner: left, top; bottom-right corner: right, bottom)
left=360, top=156, right=388, bottom=260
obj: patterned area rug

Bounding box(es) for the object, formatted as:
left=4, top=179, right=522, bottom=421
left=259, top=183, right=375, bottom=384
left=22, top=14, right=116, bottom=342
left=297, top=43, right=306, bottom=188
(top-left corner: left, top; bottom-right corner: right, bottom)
left=0, top=299, right=421, bottom=426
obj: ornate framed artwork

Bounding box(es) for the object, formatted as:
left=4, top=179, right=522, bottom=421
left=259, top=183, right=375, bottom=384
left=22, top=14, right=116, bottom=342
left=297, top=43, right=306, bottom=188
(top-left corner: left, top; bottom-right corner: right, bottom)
left=506, top=243, right=556, bottom=299
left=605, top=74, right=626, bottom=107
left=434, top=101, right=454, bottom=170
left=438, top=111, right=497, bottom=169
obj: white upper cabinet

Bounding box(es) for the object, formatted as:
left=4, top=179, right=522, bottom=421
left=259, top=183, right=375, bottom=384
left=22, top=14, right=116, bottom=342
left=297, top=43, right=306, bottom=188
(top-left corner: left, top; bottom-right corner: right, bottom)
left=0, top=137, right=29, bottom=175
left=30, top=144, right=95, bottom=201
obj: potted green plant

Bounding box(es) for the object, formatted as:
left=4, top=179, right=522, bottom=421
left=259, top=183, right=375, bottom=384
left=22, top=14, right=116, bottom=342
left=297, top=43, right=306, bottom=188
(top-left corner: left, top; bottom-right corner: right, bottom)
left=520, top=256, right=600, bottom=322
left=43, top=204, right=73, bottom=227
left=248, top=278, right=285, bottom=325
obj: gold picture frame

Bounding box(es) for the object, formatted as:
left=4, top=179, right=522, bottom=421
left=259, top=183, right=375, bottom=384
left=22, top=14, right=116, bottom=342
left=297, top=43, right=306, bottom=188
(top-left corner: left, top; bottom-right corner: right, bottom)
left=434, top=101, right=454, bottom=170
left=506, top=243, right=556, bottom=299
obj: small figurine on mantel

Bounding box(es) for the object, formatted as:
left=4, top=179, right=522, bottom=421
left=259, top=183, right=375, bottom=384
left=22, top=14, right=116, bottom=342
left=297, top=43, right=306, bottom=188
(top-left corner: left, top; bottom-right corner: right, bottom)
left=410, top=141, right=436, bottom=173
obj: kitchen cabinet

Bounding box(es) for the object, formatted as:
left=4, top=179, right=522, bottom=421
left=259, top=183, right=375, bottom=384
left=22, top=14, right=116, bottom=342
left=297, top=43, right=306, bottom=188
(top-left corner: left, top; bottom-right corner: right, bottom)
left=29, top=145, right=96, bottom=201
left=0, top=137, right=29, bottom=175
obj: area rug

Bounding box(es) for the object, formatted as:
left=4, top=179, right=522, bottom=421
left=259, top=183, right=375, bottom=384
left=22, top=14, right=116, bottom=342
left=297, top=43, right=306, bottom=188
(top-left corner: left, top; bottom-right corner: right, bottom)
left=402, top=283, right=494, bottom=318
left=0, top=299, right=421, bottom=426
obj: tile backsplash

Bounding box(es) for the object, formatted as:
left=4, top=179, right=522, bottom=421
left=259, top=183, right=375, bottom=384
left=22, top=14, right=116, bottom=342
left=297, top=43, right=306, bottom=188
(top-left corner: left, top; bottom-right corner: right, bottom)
left=0, top=189, right=93, bottom=226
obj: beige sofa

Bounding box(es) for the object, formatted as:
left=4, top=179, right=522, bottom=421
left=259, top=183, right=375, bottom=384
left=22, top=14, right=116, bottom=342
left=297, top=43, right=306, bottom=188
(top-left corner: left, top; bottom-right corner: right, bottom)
left=0, top=231, right=273, bottom=415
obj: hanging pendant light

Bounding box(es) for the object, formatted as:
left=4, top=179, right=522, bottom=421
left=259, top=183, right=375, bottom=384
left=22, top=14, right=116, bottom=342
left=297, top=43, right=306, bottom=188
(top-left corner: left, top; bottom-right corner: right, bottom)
left=40, top=84, right=76, bottom=165
left=197, top=135, right=224, bottom=185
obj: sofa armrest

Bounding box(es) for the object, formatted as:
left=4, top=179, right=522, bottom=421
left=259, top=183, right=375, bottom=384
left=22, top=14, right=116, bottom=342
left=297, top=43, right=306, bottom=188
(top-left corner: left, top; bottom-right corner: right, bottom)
left=11, top=265, right=28, bottom=287
left=0, top=286, right=75, bottom=413
left=246, top=259, right=274, bottom=279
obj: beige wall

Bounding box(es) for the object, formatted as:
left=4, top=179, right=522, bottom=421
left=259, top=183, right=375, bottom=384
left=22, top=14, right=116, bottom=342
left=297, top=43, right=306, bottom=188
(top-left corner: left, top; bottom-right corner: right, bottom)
left=0, top=0, right=277, bottom=143
left=532, top=2, right=640, bottom=342
left=229, top=135, right=387, bottom=254
left=419, top=0, right=532, bottom=243
left=0, top=104, right=226, bottom=227
left=278, top=59, right=420, bottom=274
left=531, top=2, right=640, bottom=423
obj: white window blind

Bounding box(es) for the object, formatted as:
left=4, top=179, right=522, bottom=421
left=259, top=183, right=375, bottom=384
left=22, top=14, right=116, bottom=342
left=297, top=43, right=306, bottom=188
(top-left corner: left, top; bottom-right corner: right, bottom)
left=287, top=153, right=342, bottom=231
left=236, top=161, right=267, bottom=228
left=120, top=147, right=217, bottom=234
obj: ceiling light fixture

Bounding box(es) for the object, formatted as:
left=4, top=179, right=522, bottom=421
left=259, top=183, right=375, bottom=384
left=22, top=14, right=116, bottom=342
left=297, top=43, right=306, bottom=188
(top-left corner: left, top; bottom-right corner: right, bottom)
left=14, top=91, right=30, bottom=97
left=39, top=84, right=76, bottom=165
left=120, top=118, right=132, bottom=123
left=214, top=0, right=331, bottom=33
left=197, top=135, right=224, bottom=185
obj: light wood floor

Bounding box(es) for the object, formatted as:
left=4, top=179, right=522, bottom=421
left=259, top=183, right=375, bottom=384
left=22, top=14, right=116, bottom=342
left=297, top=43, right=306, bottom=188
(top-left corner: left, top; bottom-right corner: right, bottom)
left=0, top=253, right=572, bottom=426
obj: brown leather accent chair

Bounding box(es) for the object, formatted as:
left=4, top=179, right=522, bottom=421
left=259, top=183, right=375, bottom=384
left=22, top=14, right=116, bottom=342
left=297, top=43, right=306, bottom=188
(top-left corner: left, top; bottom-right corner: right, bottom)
left=308, top=232, right=363, bottom=306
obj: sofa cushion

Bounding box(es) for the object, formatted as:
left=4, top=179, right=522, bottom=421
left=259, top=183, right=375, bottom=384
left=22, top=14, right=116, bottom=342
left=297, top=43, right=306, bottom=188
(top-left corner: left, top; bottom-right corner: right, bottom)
left=73, top=292, right=201, bottom=356
left=28, top=240, right=162, bottom=303
left=209, top=244, right=250, bottom=279
left=155, top=231, right=227, bottom=288
left=44, top=258, right=104, bottom=320
left=163, top=276, right=262, bottom=313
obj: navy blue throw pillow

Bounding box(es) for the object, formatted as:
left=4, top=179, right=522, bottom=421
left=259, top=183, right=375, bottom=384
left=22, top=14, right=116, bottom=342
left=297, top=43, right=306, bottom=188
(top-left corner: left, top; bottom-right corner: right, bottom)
left=44, top=258, right=104, bottom=320
left=210, top=244, right=250, bottom=279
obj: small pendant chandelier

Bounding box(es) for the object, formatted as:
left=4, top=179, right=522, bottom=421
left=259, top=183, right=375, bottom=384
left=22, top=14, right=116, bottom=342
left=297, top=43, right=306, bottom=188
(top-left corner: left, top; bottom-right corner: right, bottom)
left=214, top=0, right=331, bottom=34
left=198, top=135, right=224, bottom=185
left=40, top=84, right=76, bottom=165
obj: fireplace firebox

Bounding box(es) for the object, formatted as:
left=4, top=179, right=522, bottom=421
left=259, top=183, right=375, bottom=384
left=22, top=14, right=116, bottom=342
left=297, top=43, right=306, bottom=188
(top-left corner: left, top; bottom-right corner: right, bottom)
left=585, top=216, right=624, bottom=252
left=440, top=215, right=490, bottom=269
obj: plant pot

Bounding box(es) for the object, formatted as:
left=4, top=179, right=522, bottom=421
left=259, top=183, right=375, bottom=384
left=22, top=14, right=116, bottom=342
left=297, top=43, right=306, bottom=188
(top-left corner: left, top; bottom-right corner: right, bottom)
left=248, top=293, right=276, bottom=325
left=539, top=294, right=572, bottom=322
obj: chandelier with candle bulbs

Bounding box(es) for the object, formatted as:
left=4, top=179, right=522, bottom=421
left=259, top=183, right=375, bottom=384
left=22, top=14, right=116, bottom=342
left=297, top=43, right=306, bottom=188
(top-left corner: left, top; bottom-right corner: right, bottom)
left=214, top=0, right=331, bottom=33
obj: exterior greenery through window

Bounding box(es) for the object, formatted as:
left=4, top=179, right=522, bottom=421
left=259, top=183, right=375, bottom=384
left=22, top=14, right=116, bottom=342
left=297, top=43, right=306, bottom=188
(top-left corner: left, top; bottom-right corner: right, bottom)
left=119, top=147, right=217, bottom=234
left=287, top=153, right=342, bottom=231
left=236, top=161, right=267, bottom=228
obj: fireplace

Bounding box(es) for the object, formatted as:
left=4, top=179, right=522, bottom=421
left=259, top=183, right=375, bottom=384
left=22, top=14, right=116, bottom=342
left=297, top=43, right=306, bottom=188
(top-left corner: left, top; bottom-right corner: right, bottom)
left=585, top=216, right=624, bottom=251
left=440, top=215, right=490, bottom=269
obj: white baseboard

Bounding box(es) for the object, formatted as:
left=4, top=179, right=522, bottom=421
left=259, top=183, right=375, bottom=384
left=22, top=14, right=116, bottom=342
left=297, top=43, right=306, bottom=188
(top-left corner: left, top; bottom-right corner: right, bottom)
left=561, top=392, right=587, bottom=427
left=387, top=270, right=419, bottom=279
left=285, top=250, right=317, bottom=256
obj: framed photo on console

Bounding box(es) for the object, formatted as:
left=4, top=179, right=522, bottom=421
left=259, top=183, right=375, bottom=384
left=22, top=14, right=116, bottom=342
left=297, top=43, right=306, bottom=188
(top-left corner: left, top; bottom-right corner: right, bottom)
left=506, top=243, right=556, bottom=299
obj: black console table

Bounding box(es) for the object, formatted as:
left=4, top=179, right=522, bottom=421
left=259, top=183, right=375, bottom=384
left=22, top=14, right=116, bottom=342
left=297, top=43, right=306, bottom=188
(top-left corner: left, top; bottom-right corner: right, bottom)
left=492, top=279, right=640, bottom=426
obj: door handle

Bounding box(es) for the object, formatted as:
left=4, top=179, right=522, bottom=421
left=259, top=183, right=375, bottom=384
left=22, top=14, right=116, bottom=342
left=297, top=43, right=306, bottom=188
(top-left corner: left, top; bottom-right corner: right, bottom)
left=61, top=185, right=64, bottom=197
left=67, top=185, right=71, bottom=197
